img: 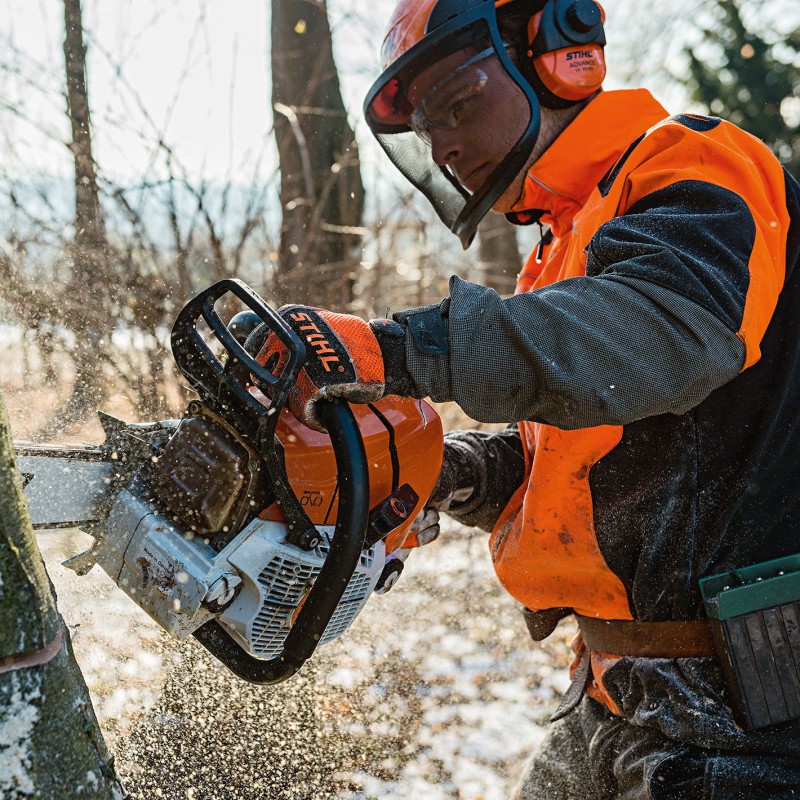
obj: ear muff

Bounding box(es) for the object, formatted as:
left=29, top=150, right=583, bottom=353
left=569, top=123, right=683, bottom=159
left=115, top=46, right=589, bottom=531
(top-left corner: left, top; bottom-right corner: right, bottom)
left=524, top=0, right=606, bottom=109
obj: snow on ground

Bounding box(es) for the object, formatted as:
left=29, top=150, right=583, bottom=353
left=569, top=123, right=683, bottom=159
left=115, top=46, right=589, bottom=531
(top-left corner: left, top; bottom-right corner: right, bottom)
left=37, top=520, right=575, bottom=799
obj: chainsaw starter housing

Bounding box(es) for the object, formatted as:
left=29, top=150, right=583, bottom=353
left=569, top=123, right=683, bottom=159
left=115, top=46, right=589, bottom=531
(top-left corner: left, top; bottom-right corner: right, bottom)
left=89, top=485, right=386, bottom=656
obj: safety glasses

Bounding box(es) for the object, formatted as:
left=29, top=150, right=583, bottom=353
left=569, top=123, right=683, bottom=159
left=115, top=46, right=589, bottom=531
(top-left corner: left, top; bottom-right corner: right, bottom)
left=364, top=7, right=541, bottom=249
left=408, top=46, right=495, bottom=144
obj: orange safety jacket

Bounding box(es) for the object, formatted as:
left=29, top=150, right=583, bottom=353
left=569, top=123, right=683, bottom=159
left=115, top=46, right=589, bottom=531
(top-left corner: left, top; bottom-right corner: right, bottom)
left=492, top=88, right=796, bottom=712
left=398, top=87, right=800, bottom=727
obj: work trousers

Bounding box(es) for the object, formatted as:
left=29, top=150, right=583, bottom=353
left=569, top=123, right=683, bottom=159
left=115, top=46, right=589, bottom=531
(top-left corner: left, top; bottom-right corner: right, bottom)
left=512, top=697, right=800, bottom=800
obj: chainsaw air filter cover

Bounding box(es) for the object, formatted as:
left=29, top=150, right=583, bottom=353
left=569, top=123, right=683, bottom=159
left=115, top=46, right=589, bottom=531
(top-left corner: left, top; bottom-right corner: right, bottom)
left=266, top=395, right=444, bottom=554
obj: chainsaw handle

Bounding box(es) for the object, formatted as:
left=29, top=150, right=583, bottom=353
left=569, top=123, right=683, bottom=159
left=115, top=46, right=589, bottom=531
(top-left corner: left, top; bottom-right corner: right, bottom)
left=171, top=278, right=305, bottom=435
left=172, top=278, right=321, bottom=544
left=193, top=398, right=370, bottom=684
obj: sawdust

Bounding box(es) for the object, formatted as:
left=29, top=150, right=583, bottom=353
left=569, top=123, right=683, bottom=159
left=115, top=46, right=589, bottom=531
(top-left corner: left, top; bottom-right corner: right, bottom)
left=37, top=522, right=574, bottom=800
left=6, top=365, right=572, bottom=798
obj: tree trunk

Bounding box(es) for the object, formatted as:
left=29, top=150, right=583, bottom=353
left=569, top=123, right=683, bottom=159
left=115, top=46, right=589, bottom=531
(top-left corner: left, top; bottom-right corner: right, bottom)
left=477, top=213, right=520, bottom=297
left=36, top=0, right=112, bottom=439
left=271, top=0, right=365, bottom=309
left=0, top=391, right=125, bottom=799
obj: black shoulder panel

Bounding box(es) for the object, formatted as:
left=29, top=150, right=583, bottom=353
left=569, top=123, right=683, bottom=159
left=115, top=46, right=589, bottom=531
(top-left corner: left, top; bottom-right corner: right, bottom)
left=589, top=180, right=754, bottom=331
left=673, top=114, right=722, bottom=132
left=598, top=134, right=646, bottom=198
left=784, top=169, right=800, bottom=284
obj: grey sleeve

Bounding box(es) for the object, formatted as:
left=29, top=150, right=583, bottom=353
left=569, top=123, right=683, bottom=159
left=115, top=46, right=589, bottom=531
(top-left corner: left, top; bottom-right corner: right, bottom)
left=400, top=181, right=751, bottom=429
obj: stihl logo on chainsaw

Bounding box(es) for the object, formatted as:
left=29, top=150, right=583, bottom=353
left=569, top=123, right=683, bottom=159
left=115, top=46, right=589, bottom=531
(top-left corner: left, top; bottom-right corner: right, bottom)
left=289, top=312, right=344, bottom=373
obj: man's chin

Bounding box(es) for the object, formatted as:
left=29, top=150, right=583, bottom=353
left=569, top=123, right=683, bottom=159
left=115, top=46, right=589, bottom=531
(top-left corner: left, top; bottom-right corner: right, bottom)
left=490, top=173, right=530, bottom=214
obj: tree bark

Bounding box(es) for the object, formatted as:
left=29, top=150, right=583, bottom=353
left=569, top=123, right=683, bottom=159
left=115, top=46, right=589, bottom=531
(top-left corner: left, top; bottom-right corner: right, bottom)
left=271, top=0, right=365, bottom=309
left=0, top=390, right=125, bottom=799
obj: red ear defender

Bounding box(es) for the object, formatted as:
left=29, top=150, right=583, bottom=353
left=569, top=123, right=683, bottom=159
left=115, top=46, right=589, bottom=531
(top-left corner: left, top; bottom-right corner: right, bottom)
left=525, top=0, right=606, bottom=108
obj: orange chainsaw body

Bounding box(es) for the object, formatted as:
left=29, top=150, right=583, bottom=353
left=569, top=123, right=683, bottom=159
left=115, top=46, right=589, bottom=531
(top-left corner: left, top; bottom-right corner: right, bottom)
left=262, top=397, right=443, bottom=553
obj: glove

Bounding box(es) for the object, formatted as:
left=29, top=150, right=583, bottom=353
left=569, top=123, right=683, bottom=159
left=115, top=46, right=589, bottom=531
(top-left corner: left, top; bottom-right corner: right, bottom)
left=376, top=440, right=476, bottom=594
left=407, top=507, right=442, bottom=546
left=374, top=488, right=466, bottom=594
left=374, top=438, right=478, bottom=593
left=397, top=467, right=473, bottom=550
left=248, top=306, right=414, bottom=431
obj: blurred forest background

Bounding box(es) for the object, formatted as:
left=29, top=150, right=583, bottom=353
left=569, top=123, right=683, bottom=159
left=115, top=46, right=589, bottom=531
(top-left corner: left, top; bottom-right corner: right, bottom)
left=0, top=0, right=798, bottom=438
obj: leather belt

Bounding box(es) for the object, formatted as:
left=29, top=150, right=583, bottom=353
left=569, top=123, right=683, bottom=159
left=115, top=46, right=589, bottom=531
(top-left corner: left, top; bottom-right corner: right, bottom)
left=576, top=614, right=716, bottom=658
left=549, top=615, right=716, bottom=722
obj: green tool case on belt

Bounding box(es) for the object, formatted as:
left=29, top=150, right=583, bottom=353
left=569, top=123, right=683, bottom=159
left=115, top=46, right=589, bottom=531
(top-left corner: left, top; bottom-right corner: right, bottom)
left=700, top=554, right=800, bottom=730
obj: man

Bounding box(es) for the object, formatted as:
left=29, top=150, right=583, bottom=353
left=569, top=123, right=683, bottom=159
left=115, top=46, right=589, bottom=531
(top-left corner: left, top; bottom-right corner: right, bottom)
left=254, top=0, right=800, bottom=796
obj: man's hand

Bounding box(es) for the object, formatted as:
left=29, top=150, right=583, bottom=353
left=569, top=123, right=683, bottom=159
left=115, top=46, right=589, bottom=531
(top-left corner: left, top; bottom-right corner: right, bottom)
left=397, top=451, right=476, bottom=550
left=374, top=469, right=469, bottom=593
left=406, top=507, right=442, bottom=546
left=375, top=436, right=487, bottom=593
left=248, top=305, right=413, bottom=431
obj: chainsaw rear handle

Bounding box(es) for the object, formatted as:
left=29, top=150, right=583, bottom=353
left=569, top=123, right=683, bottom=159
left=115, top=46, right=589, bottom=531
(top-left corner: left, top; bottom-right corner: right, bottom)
left=193, top=399, right=369, bottom=684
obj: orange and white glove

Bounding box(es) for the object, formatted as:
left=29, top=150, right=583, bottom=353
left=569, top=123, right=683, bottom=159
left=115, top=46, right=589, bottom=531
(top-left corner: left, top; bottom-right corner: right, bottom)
left=250, top=306, right=415, bottom=432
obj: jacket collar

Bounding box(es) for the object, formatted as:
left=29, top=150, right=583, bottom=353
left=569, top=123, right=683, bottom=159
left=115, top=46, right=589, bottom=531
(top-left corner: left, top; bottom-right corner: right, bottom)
left=507, top=89, right=669, bottom=238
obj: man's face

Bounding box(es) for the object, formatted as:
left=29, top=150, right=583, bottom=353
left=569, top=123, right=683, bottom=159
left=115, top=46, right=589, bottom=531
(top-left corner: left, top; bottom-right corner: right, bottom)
left=406, top=46, right=532, bottom=212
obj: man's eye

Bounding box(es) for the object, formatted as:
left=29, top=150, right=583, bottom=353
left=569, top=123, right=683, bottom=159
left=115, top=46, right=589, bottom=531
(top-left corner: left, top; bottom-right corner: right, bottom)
left=447, top=92, right=478, bottom=122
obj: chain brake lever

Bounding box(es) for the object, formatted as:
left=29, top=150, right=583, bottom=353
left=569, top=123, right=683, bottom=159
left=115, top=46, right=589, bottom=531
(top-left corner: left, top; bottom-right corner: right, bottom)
left=170, top=278, right=318, bottom=547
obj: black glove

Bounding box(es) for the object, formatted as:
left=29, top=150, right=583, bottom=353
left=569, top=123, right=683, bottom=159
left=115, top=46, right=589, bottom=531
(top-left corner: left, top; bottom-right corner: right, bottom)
left=400, top=436, right=479, bottom=552
left=421, top=427, right=526, bottom=534
left=375, top=439, right=475, bottom=594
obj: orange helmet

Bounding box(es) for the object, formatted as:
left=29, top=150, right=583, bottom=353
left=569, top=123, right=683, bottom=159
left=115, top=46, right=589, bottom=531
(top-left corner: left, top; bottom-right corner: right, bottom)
left=364, top=0, right=605, bottom=248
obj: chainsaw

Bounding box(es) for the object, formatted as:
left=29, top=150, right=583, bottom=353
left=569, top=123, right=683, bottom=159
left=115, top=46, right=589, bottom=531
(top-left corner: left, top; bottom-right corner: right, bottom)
left=17, top=278, right=443, bottom=683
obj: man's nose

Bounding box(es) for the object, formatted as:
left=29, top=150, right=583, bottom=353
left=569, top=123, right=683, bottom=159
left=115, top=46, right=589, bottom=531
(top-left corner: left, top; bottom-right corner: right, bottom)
left=429, top=127, right=463, bottom=167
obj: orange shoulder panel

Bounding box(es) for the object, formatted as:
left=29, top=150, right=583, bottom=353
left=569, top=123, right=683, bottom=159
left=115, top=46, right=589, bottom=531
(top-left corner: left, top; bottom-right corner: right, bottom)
left=611, top=118, right=790, bottom=370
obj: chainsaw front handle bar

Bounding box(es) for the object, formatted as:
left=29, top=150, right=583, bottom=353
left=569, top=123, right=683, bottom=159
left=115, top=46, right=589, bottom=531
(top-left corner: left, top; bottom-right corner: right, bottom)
left=171, top=277, right=305, bottom=436
left=171, top=277, right=317, bottom=546
left=194, top=399, right=369, bottom=683
left=171, top=280, right=369, bottom=683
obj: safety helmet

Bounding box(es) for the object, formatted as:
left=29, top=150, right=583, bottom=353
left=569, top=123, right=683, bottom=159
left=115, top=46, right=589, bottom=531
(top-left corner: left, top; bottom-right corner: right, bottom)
left=364, top=0, right=606, bottom=249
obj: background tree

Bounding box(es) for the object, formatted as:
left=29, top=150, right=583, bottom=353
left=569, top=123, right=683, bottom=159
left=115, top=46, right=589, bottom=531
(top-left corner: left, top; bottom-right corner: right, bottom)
left=477, top=214, right=520, bottom=298
left=271, top=0, right=365, bottom=308
left=0, top=2, right=278, bottom=431
left=685, top=0, right=800, bottom=176
left=32, top=0, right=112, bottom=440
